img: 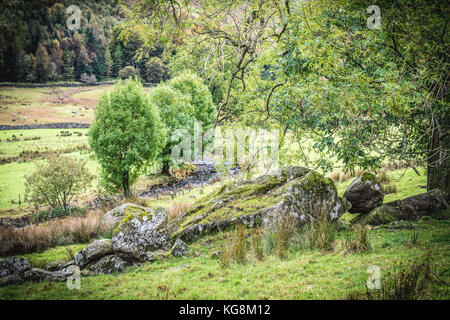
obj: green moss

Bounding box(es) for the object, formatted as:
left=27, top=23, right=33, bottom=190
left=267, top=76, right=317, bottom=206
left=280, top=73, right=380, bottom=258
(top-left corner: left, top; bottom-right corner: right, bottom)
left=298, top=171, right=336, bottom=195
left=360, top=172, right=378, bottom=184
left=113, top=209, right=154, bottom=236
left=351, top=205, right=399, bottom=225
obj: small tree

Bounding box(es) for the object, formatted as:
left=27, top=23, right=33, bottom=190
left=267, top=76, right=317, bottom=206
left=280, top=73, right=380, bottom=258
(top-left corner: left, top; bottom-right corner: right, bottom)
left=25, top=154, right=94, bottom=212
left=89, top=79, right=166, bottom=197
left=118, top=65, right=138, bottom=80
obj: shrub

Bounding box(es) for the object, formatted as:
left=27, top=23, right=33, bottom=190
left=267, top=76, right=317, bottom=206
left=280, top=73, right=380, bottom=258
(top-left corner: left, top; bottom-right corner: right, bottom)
left=89, top=79, right=166, bottom=197
left=25, top=154, right=94, bottom=212
left=80, top=73, right=97, bottom=84
left=118, top=66, right=138, bottom=80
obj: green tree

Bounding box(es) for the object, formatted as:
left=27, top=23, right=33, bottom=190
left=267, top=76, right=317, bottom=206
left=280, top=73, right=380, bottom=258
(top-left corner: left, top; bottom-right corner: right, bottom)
left=35, top=43, right=50, bottom=82
left=113, top=45, right=123, bottom=76
left=61, top=50, right=74, bottom=81
left=272, top=0, right=449, bottom=199
left=148, top=73, right=216, bottom=174
left=105, top=47, right=113, bottom=80
left=25, top=154, right=94, bottom=212
left=89, top=79, right=166, bottom=197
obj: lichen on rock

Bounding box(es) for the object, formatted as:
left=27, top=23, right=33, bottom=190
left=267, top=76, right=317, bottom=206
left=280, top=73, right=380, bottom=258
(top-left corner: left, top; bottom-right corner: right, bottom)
left=112, top=207, right=171, bottom=262
left=171, top=166, right=347, bottom=242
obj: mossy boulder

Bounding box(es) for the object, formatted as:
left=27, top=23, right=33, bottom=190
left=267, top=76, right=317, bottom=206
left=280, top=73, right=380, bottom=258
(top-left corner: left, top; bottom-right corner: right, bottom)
left=112, top=207, right=171, bottom=262
left=171, top=166, right=347, bottom=242
left=100, top=203, right=153, bottom=231
left=343, top=172, right=384, bottom=213
left=351, top=189, right=448, bottom=225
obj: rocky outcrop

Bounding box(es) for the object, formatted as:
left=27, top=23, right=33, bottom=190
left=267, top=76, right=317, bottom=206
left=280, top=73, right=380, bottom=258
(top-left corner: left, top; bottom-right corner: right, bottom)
left=171, top=166, right=348, bottom=242
left=0, top=256, right=79, bottom=287
left=351, top=189, right=449, bottom=225
left=112, top=207, right=172, bottom=262
left=100, top=203, right=153, bottom=231
left=74, top=239, right=113, bottom=268
left=343, top=172, right=384, bottom=213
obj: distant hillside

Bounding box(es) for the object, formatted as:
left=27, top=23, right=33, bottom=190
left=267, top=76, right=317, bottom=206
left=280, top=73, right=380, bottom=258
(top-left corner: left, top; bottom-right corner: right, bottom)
left=0, top=0, right=168, bottom=83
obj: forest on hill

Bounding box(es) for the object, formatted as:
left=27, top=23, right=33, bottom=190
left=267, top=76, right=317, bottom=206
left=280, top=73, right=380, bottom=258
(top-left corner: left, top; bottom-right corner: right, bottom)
left=0, top=0, right=168, bottom=83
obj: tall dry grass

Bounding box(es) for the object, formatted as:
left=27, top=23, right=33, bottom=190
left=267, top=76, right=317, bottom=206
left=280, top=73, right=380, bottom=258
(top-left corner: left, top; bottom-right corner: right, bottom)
left=166, top=201, right=192, bottom=221
left=0, top=210, right=107, bottom=256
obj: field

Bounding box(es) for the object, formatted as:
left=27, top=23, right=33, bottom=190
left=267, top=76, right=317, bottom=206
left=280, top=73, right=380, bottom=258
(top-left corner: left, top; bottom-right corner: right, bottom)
left=0, top=218, right=448, bottom=300
left=0, top=85, right=448, bottom=301
left=0, top=86, right=114, bottom=125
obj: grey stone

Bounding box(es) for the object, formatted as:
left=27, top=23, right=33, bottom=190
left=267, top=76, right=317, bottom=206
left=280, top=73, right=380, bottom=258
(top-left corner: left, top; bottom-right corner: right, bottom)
left=74, top=239, right=113, bottom=268
left=352, top=189, right=448, bottom=225
left=88, top=254, right=131, bottom=275
left=171, top=239, right=188, bottom=257
left=343, top=172, right=384, bottom=213
left=100, top=203, right=153, bottom=230
left=112, top=207, right=171, bottom=262
left=0, top=274, right=24, bottom=287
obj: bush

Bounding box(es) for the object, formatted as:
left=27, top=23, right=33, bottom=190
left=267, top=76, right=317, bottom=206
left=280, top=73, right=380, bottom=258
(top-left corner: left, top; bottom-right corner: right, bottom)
left=89, top=79, right=166, bottom=196
left=25, top=154, right=94, bottom=212
left=80, top=73, right=97, bottom=84
left=118, top=66, right=138, bottom=80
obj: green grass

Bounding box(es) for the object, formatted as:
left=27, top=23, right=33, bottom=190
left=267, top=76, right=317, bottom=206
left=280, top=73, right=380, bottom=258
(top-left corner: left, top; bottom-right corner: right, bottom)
left=0, top=128, right=89, bottom=157
left=0, top=219, right=448, bottom=300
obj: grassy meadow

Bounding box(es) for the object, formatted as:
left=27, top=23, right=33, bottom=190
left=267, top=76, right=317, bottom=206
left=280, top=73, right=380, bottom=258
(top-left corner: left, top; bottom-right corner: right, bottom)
left=0, top=85, right=448, bottom=301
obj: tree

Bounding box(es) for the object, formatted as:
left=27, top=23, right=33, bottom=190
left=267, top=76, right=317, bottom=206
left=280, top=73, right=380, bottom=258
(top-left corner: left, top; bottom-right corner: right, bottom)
left=105, top=47, right=113, bottom=80
left=61, top=50, right=74, bottom=81
left=35, top=43, right=50, bottom=82
left=89, top=79, right=166, bottom=197
left=25, top=154, right=94, bottom=212
left=144, top=57, right=169, bottom=83
left=270, top=0, right=449, bottom=200
left=148, top=73, right=216, bottom=174
left=113, top=45, right=123, bottom=76
left=118, top=65, right=138, bottom=80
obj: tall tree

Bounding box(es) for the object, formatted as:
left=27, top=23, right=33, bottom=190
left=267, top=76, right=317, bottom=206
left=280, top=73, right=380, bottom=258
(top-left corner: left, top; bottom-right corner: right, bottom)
left=34, top=43, right=50, bottom=82
left=89, top=79, right=166, bottom=197
left=105, top=47, right=113, bottom=80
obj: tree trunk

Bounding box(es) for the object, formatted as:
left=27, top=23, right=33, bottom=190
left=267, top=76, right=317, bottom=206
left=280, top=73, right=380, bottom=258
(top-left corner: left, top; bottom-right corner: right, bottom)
left=161, top=160, right=170, bottom=176
left=427, top=110, right=450, bottom=202
left=123, top=171, right=131, bottom=198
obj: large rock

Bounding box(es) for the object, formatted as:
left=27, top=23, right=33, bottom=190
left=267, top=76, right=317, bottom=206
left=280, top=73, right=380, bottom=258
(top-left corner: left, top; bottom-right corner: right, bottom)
left=88, top=254, right=131, bottom=275
left=100, top=203, right=153, bottom=230
left=112, top=207, right=172, bottom=262
left=74, top=239, right=113, bottom=268
left=352, top=189, right=449, bottom=225
left=171, top=166, right=348, bottom=242
left=343, top=172, right=384, bottom=213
